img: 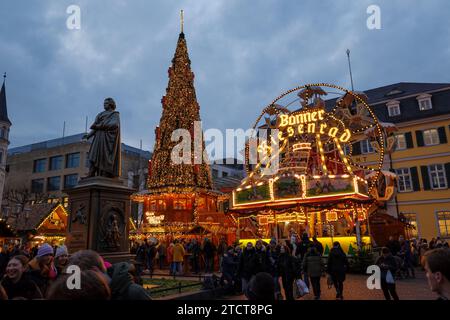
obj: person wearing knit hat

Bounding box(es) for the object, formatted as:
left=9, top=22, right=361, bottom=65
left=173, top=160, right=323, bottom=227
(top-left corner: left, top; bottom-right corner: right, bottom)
left=55, top=245, right=69, bottom=276
left=27, top=243, right=56, bottom=297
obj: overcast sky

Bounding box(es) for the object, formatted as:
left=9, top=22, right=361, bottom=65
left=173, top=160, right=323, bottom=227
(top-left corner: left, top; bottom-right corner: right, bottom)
left=1, top=0, right=449, bottom=158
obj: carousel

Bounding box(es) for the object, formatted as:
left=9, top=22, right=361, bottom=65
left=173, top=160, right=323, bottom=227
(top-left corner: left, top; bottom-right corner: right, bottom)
left=230, top=83, right=397, bottom=255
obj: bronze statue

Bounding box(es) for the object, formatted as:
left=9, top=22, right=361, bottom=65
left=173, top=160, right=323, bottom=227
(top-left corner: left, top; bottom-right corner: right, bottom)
left=83, top=98, right=121, bottom=178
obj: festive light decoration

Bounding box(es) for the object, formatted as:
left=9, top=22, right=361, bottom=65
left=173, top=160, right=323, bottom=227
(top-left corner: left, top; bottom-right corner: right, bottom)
left=130, top=24, right=233, bottom=238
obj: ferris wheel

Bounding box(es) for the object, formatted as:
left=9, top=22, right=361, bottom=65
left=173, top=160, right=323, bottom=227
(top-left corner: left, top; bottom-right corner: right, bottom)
left=243, top=83, right=385, bottom=194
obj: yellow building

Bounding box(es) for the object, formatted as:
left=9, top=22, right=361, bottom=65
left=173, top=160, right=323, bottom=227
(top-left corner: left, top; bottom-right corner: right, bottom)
left=350, top=82, right=450, bottom=240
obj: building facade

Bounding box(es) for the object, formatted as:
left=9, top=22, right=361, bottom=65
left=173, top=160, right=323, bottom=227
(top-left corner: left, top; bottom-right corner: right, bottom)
left=3, top=133, right=150, bottom=218
left=350, top=82, right=450, bottom=240
left=0, top=75, right=11, bottom=212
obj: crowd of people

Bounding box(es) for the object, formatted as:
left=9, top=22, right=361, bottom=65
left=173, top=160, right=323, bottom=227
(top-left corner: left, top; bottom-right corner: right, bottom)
left=131, top=237, right=227, bottom=276
left=0, top=243, right=151, bottom=300
left=0, top=233, right=449, bottom=300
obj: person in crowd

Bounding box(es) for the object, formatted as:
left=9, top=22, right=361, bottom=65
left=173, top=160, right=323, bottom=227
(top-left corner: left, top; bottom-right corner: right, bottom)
left=266, top=239, right=281, bottom=299
left=429, top=238, right=436, bottom=250
left=327, top=241, right=348, bottom=300
left=69, top=249, right=151, bottom=300
left=376, top=247, right=400, bottom=300
left=135, top=241, right=146, bottom=276
left=422, top=248, right=450, bottom=300
left=238, top=242, right=256, bottom=293
left=0, top=255, right=42, bottom=299
left=401, top=240, right=415, bottom=278
left=54, top=245, right=69, bottom=276
left=157, top=241, right=167, bottom=270
left=311, top=236, right=324, bottom=256
left=47, top=270, right=111, bottom=300
left=173, top=239, right=185, bottom=275
left=277, top=244, right=296, bottom=300
left=217, top=238, right=228, bottom=272
left=26, top=243, right=57, bottom=297
left=295, top=232, right=311, bottom=260
left=190, top=239, right=201, bottom=274
left=386, top=236, right=401, bottom=257
left=167, top=242, right=175, bottom=275
left=220, top=246, right=238, bottom=293
left=245, top=272, right=275, bottom=300
left=254, top=239, right=268, bottom=274
left=202, top=238, right=216, bottom=273
left=303, top=246, right=323, bottom=300
left=146, top=240, right=157, bottom=276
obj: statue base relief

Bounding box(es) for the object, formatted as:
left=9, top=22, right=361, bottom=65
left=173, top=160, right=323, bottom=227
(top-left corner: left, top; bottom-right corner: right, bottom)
left=65, top=176, right=135, bottom=264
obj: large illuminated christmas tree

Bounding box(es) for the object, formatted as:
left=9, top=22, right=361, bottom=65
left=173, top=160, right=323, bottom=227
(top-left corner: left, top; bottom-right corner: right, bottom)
left=148, top=29, right=213, bottom=192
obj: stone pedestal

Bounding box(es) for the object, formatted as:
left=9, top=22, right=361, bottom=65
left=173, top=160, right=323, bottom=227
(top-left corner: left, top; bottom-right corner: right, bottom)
left=65, top=176, right=134, bottom=264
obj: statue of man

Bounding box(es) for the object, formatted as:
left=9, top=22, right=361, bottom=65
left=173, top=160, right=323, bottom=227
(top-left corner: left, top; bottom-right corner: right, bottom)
left=83, top=97, right=121, bottom=178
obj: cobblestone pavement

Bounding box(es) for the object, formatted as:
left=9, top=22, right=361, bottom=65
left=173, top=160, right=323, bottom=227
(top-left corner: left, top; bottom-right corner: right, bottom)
left=225, top=269, right=437, bottom=300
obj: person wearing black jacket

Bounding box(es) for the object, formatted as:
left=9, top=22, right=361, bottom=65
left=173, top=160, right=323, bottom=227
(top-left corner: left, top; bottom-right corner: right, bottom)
left=327, top=241, right=348, bottom=300
left=254, top=240, right=268, bottom=274
left=266, top=239, right=280, bottom=298
left=221, top=247, right=238, bottom=293
left=277, top=244, right=296, bottom=300
left=238, top=243, right=256, bottom=293
left=376, top=247, right=399, bottom=300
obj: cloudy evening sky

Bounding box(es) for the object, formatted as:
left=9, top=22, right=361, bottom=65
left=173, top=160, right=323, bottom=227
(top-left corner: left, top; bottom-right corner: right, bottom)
left=1, top=0, right=450, bottom=158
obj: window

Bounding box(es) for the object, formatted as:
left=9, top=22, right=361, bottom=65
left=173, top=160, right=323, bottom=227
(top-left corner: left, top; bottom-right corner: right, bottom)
left=49, top=156, right=63, bottom=171
left=66, top=153, right=80, bottom=168
left=222, top=171, right=228, bottom=177
left=428, top=164, right=447, bottom=189
left=419, top=99, right=432, bottom=111
left=212, top=169, right=219, bottom=178
left=360, top=139, right=374, bottom=154
left=133, top=174, right=140, bottom=189
left=47, top=176, right=61, bottom=191
left=64, top=174, right=78, bottom=189
left=31, top=179, right=45, bottom=193
left=423, top=129, right=439, bottom=146
left=403, top=213, right=419, bottom=238
left=387, top=103, right=401, bottom=117
left=33, top=159, right=47, bottom=173
left=174, top=198, right=189, bottom=210
left=437, top=211, right=450, bottom=238
left=395, top=134, right=407, bottom=150
left=396, top=168, right=413, bottom=192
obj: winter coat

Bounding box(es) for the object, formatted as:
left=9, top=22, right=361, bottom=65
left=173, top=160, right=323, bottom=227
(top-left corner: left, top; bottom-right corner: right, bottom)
left=238, top=248, right=256, bottom=280
left=327, top=247, right=348, bottom=281
left=108, top=262, right=151, bottom=300
left=221, top=254, right=238, bottom=275
left=158, top=243, right=167, bottom=257
left=202, top=242, right=216, bottom=258
left=376, top=254, right=397, bottom=282
left=217, top=242, right=228, bottom=256
left=296, top=239, right=311, bottom=259
left=135, top=245, right=146, bottom=263
left=26, top=258, right=56, bottom=297
left=386, top=240, right=401, bottom=256
left=277, top=253, right=296, bottom=280
left=302, top=252, right=323, bottom=278
left=266, top=248, right=280, bottom=277
left=167, top=246, right=174, bottom=263
left=312, top=241, right=324, bottom=256
left=254, top=247, right=268, bottom=274
left=173, top=244, right=185, bottom=262
left=0, top=275, right=43, bottom=300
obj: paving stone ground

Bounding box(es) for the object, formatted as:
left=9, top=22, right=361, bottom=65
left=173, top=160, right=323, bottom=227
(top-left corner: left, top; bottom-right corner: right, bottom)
left=225, top=269, right=437, bottom=300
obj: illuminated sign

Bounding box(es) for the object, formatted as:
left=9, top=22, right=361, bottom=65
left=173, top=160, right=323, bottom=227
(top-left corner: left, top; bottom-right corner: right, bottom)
left=145, top=211, right=165, bottom=225
left=277, top=108, right=351, bottom=143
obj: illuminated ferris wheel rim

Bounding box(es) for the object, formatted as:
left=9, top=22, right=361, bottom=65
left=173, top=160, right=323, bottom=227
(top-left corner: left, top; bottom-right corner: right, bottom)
left=244, top=83, right=385, bottom=193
